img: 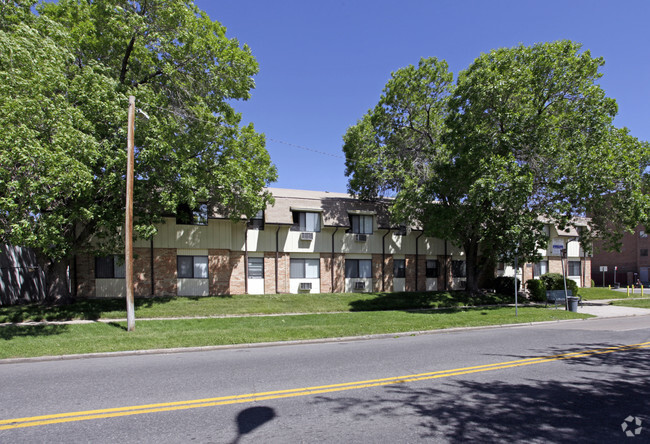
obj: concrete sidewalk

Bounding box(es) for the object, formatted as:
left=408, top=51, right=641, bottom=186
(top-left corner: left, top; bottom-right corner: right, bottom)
left=571, top=299, right=650, bottom=318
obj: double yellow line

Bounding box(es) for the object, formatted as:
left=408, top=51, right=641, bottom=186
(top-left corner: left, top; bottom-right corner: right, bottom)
left=2, top=341, right=649, bottom=431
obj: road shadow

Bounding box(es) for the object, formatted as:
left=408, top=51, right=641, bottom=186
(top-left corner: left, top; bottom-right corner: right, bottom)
left=313, top=345, right=649, bottom=442
left=231, top=406, right=276, bottom=444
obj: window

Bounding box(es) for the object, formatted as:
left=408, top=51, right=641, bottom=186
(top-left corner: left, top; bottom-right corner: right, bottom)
left=568, top=260, right=581, bottom=276
left=640, top=230, right=648, bottom=238
left=248, top=210, right=264, bottom=230
left=176, top=203, right=208, bottom=225
left=426, top=260, right=439, bottom=278
left=497, top=262, right=505, bottom=271
left=641, top=249, right=648, bottom=257
left=534, top=260, right=548, bottom=277
left=393, top=259, right=406, bottom=278
left=290, top=258, right=320, bottom=278
left=452, top=260, right=466, bottom=278
left=248, top=257, right=264, bottom=279
left=95, top=256, right=125, bottom=279
left=177, top=256, right=208, bottom=279
left=345, top=259, right=372, bottom=278
left=292, top=211, right=321, bottom=232
left=349, top=214, right=373, bottom=235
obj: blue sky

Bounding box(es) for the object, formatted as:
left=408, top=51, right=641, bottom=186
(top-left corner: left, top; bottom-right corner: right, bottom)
left=197, top=0, right=650, bottom=194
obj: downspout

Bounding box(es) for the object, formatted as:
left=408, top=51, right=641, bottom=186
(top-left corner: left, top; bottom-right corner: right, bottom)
left=244, top=225, right=248, bottom=294
left=275, top=226, right=280, bottom=293
left=415, top=232, right=424, bottom=292
left=444, top=239, right=448, bottom=291
left=331, top=227, right=339, bottom=293
left=150, top=238, right=154, bottom=296
left=382, top=230, right=389, bottom=292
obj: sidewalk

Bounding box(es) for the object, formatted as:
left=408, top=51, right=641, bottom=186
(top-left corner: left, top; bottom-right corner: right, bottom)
left=574, top=299, right=650, bottom=318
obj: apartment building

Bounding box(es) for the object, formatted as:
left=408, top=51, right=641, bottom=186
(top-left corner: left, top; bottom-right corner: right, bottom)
left=591, top=225, right=649, bottom=286
left=76, top=188, right=591, bottom=298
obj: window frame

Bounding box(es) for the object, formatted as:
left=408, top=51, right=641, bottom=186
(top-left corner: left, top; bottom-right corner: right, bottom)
left=426, top=259, right=439, bottom=278
left=292, top=211, right=321, bottom=232
left=534, top=260, right=549, bottom=277
left=641, top=249, right=648, bottom=257
left=177, top=255, right=209, bottom=279
left=176, top=203, right=208, bottom=226
left=345, top=259, right=372, bottom=279
left=248, top=210, right=264, bottom=230
left=290, top=258, right=321, bottom=279
left=451, top=260, right=466, bottom=278
left=95, top=255, right=125, bottom=279
left=393, top=259, right=406, bottom=279
left=567, top=260, right=581, bottom=276
left=247, top=257, right=264, bottom=279
left=349, top=214, right=373, bottom=235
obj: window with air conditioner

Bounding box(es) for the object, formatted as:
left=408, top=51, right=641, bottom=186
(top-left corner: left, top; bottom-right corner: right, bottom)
left=300, top=232, right=314, bottom=241
left=354, top=281, right=365, bottom=290
left=299, top=282, right=312, bottom=290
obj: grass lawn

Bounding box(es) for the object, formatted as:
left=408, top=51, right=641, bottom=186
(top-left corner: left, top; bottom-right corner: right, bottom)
left=578, top=287, right=631, bottom=300
left=611, top=298, right=650, bottom=308
left=0, top=307, right=590, bottom=359
left=0, top=291, right=519, bottom=323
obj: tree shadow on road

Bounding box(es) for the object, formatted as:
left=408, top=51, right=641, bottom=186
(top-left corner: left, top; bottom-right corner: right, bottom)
left=313, top=345, right=649, bottom=442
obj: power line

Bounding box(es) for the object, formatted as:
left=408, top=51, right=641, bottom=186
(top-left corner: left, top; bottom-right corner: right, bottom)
left=141, top=102, right=345, bottom=160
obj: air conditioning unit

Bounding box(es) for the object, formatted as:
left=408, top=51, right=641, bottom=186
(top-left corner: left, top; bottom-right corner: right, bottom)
left=300, top=232, right=314, bottom=241
left=355, top=234, right=367, bottom=242
left=354, top=281, right=366, bottom=290
left=299, top=282, right=312, bottom=291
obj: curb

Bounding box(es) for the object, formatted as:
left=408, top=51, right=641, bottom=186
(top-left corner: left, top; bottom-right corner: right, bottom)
left=0, top=317, right=594, bottom=365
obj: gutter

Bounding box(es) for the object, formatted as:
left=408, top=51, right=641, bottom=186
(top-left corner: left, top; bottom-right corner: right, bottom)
left=382, top=230, right=390, bottom=292
left=331, top=227, right=339, bottom=293
left=276, top=226, right=280, bottom=293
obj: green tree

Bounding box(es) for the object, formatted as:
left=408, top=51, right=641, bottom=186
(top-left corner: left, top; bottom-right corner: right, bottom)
left=0, top=0, right=277, bottom=302
left=344, top=41, right=649, bottom=293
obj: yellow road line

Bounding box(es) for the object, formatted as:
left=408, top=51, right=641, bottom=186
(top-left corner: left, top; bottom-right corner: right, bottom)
left=2, top=341, right=648, bottom=431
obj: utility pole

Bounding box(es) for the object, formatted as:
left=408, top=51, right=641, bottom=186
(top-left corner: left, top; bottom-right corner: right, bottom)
left=125, top=96, right=136, bottom=331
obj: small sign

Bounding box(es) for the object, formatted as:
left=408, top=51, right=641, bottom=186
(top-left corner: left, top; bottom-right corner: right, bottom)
left=615, top=266, right=618, bottom=271
left=600, top=266, right=608, bottom=272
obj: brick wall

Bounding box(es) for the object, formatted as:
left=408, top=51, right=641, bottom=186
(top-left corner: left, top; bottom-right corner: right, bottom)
left=405, top=254, right=416, bottom=292
left=264, top=253, right=277, bottom=294
left=133, top=248, right=152, bottom=297
left=417, top=255, right=427, bottom=291
left=154, top=248, right=177, bottom=296
left=208, top=249, right=232, bottom=295
left=230, top=253, right=245, bottom=295
left=333, top=253, right=345, bottom=293
left=320, top=254, right=332, bottom=293
left=75, top=253, right=95, bottom=298
left=372, top=254, right=383, bottom=292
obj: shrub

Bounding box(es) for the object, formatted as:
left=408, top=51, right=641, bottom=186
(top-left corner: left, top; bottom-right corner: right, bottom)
left=526, top=279, right=546, bottom=302
left=490, top=276, right=520, bottom=295
left=540, top=272, right=579, bottom=296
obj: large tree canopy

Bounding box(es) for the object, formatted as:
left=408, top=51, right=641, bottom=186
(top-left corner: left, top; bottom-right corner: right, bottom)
left=344, top=41, right=650, bottom=292
left=0, top=0, right=277, bottom=300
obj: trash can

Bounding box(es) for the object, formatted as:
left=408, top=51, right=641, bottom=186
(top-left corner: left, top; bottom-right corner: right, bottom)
left=567, top=296, right=579, bottom=312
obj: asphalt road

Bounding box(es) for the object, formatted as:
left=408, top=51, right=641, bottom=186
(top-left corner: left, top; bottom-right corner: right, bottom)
left=1, top=316, right=649, bottom=443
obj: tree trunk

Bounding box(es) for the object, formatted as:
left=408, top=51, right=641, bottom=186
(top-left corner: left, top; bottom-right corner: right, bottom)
left=464, top=240, right=481, bottom=293
left=35, top=251, right=73, bottom=305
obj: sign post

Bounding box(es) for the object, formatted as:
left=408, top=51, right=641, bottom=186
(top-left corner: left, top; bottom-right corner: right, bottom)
left=600, top=266, right=608, bottom=287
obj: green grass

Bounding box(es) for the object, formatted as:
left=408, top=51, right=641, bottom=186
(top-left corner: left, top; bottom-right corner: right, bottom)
left=0, top=307, right=590, bottom=359
left=578, top=287, right=630, bottom=300
left=0, top=291, right=518, bottom=323
left=611, top=298, right=650, bottom=308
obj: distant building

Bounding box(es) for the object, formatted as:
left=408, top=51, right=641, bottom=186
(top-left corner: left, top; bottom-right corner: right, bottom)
left=591, top=225, right=649, bottom=287
left=71, top=188, right=592, bottom=298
